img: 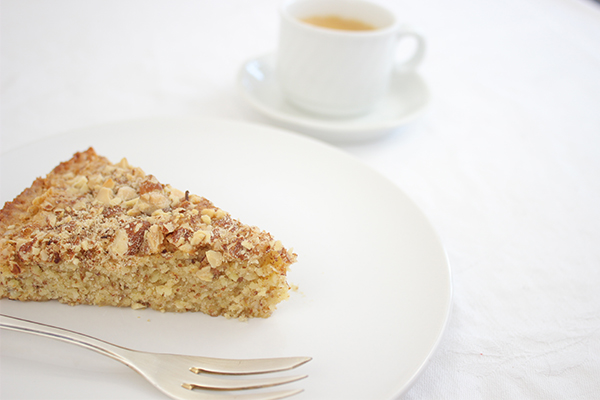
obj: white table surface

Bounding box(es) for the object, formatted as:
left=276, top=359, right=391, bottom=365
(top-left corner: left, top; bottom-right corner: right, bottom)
left=1, top=0, right=600, bottom=399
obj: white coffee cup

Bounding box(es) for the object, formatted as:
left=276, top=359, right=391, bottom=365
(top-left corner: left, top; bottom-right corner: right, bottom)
left=277, top=0, right=425, bottom=117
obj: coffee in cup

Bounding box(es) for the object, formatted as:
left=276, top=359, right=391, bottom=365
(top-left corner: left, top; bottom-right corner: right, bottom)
left=300, top=15, right=376, bottom=31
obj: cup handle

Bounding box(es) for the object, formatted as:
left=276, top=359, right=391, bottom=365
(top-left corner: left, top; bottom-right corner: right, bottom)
left=396, top=29, right=426, bottom=72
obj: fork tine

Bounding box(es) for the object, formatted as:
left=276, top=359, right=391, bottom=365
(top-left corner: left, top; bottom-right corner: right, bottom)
left=188, top=356, right=312, bottom=375
left=175, top=388, right=304, bottom=400
left=181, top=373, right=307, bottom=391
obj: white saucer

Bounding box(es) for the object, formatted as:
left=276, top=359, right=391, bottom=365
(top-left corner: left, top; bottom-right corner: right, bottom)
left=237, top=53, right=431, bottom=143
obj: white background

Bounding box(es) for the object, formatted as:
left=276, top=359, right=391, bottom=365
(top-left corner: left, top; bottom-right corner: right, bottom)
left=2, top=0, right=600, bottom=398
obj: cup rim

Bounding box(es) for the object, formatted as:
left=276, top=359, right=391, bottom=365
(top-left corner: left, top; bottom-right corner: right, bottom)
left=280, top=0, right=400, bottom=37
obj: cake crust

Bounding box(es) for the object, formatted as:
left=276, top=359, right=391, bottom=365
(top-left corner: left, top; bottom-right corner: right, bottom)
left=0, top=148, right=296, bottom=319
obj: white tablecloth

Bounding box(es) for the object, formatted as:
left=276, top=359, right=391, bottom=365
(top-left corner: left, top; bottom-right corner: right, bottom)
left=2, top=0, right=600, bottom=398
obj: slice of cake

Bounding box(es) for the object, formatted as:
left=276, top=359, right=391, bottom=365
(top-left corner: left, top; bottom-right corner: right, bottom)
left=0, top=148, right=296, bottom=319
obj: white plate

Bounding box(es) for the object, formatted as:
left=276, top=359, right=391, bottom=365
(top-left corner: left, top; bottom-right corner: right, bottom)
left=0, top=117, right=451, bottom=400
left=237, top=54, right=431, bottom=143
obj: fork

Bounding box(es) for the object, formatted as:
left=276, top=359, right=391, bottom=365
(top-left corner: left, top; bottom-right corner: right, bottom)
left=0, top=314, right=311, bottom=400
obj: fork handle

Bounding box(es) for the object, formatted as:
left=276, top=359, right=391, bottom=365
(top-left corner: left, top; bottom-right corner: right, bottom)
left=0, top=313, right=132, bottom=364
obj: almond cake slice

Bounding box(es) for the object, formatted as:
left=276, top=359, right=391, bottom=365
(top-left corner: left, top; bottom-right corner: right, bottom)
left=0, top=148, right=296, bottom=319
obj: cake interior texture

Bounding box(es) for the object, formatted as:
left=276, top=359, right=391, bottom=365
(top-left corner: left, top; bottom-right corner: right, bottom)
left=0, top=148, right=296, bottom=319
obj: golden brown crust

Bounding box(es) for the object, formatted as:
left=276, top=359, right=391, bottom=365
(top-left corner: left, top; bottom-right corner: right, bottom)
left=0, top=178, right=45, bottom=232
left=0, top=148, right=296, bottom=318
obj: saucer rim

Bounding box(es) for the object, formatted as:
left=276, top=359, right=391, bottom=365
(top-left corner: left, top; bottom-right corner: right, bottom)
left=236, top=53, right=431, bottom=139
